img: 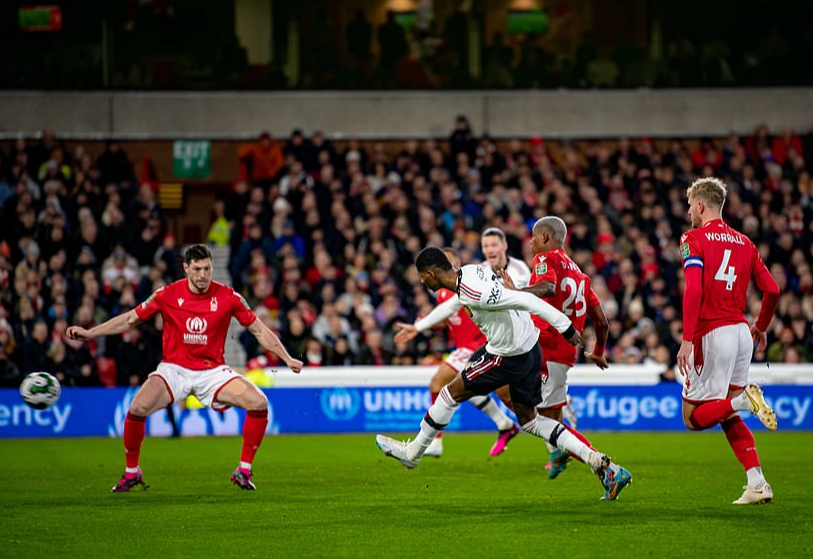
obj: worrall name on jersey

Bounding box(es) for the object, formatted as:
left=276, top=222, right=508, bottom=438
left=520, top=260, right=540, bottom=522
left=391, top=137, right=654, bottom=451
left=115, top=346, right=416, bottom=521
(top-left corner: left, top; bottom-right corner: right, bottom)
left=704, top=231, right=745, bottom=245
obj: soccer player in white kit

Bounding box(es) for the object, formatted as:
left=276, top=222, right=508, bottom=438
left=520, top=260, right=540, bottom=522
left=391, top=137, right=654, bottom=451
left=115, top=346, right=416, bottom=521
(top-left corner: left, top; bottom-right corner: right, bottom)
left=676, top=178, right=779, bottom=504
left=377, top=247, right=633, bottom=500
left=394, top=248, right=517, bottom=459
left=394, top=230, right=531, bottom=457
left=67, top=245, right=304, bottom=492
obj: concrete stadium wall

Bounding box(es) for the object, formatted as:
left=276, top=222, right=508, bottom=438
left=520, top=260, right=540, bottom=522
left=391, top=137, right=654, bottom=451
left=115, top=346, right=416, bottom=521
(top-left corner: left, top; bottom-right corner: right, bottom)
left=1, top=89, right=813, bottom=140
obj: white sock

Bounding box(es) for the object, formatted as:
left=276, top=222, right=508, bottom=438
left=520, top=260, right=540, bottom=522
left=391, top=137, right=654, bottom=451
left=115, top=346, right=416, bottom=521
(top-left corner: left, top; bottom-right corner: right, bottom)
left=521, top=415, right=595, bottom=465
left=407, top=386, right=459, bottom=460
left=746, top=466, right=766, bottom=489
left=125, top=466, right=140, bottom=474
left=545, top=442, right=556, bottom=454
left=240, top=461, right=252, bottom=471
left=469, top=395, right=514, bottom=431
left=730, top=392, right=752, bottom=412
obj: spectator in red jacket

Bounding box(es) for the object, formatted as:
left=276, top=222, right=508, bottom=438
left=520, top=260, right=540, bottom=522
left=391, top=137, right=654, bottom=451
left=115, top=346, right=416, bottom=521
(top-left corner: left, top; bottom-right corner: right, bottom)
left=238, top=131, right=285, bottom=187
left=771, top=127, right=804, bottom=166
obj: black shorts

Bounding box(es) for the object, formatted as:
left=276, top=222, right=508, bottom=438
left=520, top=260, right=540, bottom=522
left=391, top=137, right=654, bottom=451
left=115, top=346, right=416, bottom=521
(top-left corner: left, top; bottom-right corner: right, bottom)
left=460, top=344, right=542, bottom=408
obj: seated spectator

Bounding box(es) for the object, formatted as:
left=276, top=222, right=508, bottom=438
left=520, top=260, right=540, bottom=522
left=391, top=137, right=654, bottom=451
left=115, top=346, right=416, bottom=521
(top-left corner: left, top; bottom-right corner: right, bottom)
left=304, top=338, right=325, bottom=367
left=22, top=319, right=50, bottom=374
left=101, top=246, right=140, bottom=290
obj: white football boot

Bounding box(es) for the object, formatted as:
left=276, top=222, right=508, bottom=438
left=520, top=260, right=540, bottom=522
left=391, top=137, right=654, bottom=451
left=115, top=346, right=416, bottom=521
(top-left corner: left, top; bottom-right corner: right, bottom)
left=733, top=483, right=773, bottom=505
left=375, top=435, right=420, bottom=469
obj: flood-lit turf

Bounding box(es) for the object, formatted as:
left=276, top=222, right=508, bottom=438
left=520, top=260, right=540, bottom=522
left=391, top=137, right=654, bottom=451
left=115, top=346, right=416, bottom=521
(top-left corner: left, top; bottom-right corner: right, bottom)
left=1, top=432, right=811, bottom=558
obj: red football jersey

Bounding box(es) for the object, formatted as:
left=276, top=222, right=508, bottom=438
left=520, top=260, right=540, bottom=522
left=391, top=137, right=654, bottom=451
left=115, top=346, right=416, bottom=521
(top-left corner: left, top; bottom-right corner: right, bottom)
left=530, top=249, right=599, bottom=365
left=437, top=287, right=486, bottom=351
left=135, top=279, right=257, bottom=370
left=680, top=219, right=771, bottom=338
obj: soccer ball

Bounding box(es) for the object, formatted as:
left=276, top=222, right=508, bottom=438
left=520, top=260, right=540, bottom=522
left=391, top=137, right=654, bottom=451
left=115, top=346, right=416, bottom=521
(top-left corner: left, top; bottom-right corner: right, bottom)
left=20, top=372, right=62, bottom=410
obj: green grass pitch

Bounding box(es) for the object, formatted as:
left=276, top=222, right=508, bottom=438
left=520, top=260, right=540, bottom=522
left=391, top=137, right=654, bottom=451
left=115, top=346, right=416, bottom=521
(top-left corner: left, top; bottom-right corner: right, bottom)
left=1, top=432, right=812, bottom=559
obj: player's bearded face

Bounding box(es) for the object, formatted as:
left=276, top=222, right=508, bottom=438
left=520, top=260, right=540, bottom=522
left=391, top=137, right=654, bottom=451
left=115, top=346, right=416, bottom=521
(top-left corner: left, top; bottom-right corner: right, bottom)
left=185, top=259, right=213, bottom=293
left=481, top=237, right=507, bottom=269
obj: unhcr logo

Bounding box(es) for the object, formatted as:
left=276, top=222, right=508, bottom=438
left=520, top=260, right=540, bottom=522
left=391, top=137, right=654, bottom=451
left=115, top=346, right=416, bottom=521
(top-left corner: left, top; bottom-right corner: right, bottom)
left=320, top=388, right=361, bottom=421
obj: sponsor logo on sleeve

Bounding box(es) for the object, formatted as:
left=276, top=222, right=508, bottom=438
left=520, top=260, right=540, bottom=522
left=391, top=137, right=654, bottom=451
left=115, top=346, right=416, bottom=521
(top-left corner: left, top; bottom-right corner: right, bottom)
left=535, top=262, right=547, bottom=275
left=680, top=242, right=690, bottom=258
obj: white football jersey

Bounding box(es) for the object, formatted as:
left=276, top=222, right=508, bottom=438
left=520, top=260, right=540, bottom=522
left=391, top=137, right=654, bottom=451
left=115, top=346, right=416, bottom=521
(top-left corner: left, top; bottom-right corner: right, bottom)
left=478, top=256, right=531, bottom=289
left=456, top=264, right=572, bottom=356
left=416, top=256, right=531, bottom=333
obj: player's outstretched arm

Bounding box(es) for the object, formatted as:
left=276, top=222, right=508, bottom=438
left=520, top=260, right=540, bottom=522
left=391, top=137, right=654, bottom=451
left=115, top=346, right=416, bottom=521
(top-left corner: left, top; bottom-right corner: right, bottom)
left=584, top=301, right=609, bottom=369
left=394, top=296, right=462, bottom=344
left=248, top=318, right=303, bottom=373
left=751, top=253, right=780, bottom=349
left=393, top=323, right=419, bottom=344
left=499, top=269, right=555, bottom=298
left=66, top=309, right=141, bottom=342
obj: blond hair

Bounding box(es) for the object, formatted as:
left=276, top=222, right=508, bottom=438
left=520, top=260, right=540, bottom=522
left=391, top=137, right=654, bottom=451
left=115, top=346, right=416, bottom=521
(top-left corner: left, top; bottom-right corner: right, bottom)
left=534, top=216, right=567, bottom=243
left=687, top=177, right=727, bottom=210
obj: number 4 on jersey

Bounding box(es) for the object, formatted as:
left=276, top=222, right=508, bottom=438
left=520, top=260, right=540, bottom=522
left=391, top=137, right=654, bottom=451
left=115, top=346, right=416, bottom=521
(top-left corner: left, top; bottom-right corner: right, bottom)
left=715, top=249, right=737, bottom=291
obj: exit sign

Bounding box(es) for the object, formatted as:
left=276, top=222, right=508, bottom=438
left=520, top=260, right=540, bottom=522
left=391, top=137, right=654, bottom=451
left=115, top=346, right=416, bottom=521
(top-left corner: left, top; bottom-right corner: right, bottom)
left=19, top=6, right=62, bottom=32
left=173, top=140, right=211, bottom=179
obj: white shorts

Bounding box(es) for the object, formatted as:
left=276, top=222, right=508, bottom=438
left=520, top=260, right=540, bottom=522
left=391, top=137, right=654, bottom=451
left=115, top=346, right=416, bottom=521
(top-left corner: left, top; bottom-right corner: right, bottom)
left=682, top=323, right=752, bottom=403
left=539, top=361, right=571, bottom=408
left=445, top=347, right=476, bottom=373
left=150, top=362, right=244, bottom=411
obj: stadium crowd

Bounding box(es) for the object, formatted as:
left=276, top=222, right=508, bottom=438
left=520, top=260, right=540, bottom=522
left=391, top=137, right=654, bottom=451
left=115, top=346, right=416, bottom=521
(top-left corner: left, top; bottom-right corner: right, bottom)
left=0, top=131, right=181, bottom=388
left=1, top=120, right=812, bottom=388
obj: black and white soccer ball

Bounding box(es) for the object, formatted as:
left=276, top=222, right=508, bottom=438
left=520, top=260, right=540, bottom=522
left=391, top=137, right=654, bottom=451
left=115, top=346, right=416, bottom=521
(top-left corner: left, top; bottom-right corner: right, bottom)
left=20, top=372, right=62, bottom=410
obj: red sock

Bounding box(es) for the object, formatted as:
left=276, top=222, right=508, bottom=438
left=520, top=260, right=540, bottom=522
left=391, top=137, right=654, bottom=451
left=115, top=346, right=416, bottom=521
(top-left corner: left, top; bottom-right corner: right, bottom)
left=564, top=424, right=594, bottom=463
left=124, top=412, right=146, bottom=470
left=240, top=409, right=268, bottom=468
left=721, top=415, right=761, bottom=470
left=690, top=399, right=734, bottom=429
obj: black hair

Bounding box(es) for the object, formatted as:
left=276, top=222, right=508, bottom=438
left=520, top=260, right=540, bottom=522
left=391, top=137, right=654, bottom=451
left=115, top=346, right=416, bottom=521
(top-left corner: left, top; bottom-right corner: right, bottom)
left=183, top=244, right=212, bottom=264
left=415, top=246, right=452, bottom=273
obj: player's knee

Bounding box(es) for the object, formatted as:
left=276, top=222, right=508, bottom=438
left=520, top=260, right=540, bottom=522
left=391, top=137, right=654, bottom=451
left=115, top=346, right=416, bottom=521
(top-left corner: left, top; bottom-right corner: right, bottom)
left=683, top=415, right=702, bottom=431
left=428, top=376, right=444, bottom=393
left=244, top=389, right=268, bottom=411
left=129, top=400, right=152, bottom=417
left=536, top=406, right=561, bottom=420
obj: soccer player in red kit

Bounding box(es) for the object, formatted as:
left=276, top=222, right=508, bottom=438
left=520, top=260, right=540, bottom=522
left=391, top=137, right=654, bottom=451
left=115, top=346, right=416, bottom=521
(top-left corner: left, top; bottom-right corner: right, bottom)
left=676, top=177, right=779, bottom=505
left=394, top=249, right=518, bottom=458
left=67, top=245, right=303, bottom=492
left=502, top=218, right=625, bottom=493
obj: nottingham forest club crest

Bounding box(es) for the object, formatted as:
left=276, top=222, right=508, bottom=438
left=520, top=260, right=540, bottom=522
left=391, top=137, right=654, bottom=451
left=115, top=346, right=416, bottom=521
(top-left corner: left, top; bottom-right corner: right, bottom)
left=210, top=297, right=218, bottom=312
